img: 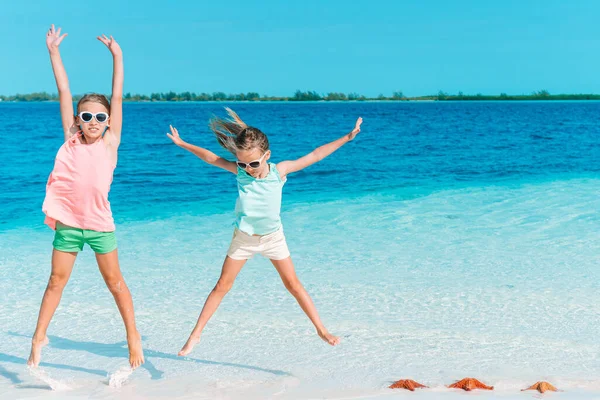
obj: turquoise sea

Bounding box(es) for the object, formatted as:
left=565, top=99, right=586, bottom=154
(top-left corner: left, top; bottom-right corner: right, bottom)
left=0, top=101, right=599, bottom=399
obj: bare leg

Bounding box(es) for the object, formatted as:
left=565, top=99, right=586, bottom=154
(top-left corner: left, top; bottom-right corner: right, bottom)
left=178, top=256, right=247, bottom=356
left=28, top=249, right=78, bottom=367
left=271, top=256, right=340, bottom=346
left=95, top=249, right=144, bottom=369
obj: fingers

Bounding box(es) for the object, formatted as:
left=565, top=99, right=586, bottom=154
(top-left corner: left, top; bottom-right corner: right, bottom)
left=355, top=117, right=363, bottom=130
left=48, top=24, right=59, bottom=37
left=56, top=33, right=68, bottom=45
left=167, top=126, right=182, bottom=143
left=97, top=34, right=111, bottom=46
left=166, top=133, right=181, bottom=143
left=97, top=34, right=119, bottom=49
left=47, top=25, right=67, bottom=46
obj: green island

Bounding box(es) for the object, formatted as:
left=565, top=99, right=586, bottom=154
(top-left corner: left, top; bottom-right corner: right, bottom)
left=2, top=90, right=600, bottom=102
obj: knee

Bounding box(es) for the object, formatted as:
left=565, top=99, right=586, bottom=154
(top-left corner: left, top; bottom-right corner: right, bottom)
left=105, top=276, right=127, bottom=295
left=47, top=273, right=69, bottom=291
left=213, top=279, right=233, bottom=295
left=283, top=278, right=303, bottom=295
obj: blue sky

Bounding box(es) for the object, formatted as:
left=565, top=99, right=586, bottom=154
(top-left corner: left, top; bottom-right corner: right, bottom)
left=1, top=0, right=599, bottom=97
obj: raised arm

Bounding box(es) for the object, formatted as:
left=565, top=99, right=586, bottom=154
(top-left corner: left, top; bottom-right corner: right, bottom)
left=97, top=35, right=123, bottom=145
left=277, top=117, right=362, bottom=178
left=46, top=24, right=75, bottom=141
left=167, top=126, right=237, bottom=174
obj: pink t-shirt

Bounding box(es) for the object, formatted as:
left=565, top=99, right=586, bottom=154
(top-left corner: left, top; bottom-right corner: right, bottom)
left=42, top=133, right=116, bottom=232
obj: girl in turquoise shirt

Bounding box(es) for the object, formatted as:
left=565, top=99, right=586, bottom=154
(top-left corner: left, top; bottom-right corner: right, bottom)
left=167, top=108, right=362, bottom=356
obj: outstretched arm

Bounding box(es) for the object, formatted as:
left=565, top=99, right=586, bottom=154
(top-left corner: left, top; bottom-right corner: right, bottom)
left=167, top=125, right=237, bottom=174
left=277, top=117, right=362, bottom=178
left=46, top=24, right=75, bottom=141
left=98, top=35, right=123, bottom=145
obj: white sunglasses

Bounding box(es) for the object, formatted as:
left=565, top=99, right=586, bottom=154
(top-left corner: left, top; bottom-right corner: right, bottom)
left=78, top=111, right=109, bottom=123
left=236, top=152, right=268, bottom=169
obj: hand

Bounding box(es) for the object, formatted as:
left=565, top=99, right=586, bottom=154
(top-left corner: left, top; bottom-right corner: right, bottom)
left=97, top=34, right=122, bottom=57
left=46, top=24, right=67, bottom=52
left=166, top=125, right=185, bottom=146
left=348, top=117, right=362, bottom=140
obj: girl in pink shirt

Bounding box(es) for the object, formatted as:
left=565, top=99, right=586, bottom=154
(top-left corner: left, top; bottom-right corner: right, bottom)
left=28, top=24, right=144, bottom=370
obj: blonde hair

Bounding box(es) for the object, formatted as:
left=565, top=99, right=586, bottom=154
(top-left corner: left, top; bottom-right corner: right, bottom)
left=76, top=93, right=110, bottom=114
left=209, top=108, right=269, bottom=155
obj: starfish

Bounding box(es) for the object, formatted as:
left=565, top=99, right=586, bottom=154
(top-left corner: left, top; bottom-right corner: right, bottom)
left=448, top=377, right=494, bottom=391
left=389, top=379, right=428, bottom=391
left=521, top=381, right=558, bottom=393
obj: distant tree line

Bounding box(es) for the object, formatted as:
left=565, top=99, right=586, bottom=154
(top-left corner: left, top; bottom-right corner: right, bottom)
left=434, top=89, right=600, bottom=101
left=2, top=90, right=600, bottom=102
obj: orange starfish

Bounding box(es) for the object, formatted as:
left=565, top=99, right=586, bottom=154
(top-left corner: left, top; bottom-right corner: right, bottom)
left=448, top=377, right=494, bottom=391
left=522, top=381, right=558, bottom=393
left=389, top=379, right=428, bottom=391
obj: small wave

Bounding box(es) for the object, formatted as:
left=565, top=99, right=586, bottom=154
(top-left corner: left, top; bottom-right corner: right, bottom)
left=27, top=366, right=72, bottom=391
left=108, top=366, right=134, bottom=388
left=530, top=133, right=553, bottom=140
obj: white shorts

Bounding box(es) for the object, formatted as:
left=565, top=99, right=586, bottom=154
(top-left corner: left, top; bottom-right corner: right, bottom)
left=227, top=227, right=291, bottom=261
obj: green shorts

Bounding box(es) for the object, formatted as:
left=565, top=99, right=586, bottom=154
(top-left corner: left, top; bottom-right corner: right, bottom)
left=53, top=222, right=117, bottom=254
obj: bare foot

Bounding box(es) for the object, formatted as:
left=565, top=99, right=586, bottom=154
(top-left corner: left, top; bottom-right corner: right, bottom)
left=178, top=335, right=200, bottom=356
left=127, top=333, right=144, bottom=369
left=28, top=336, right=49, bottom=367
left=318, top=330, right=340, bottom=346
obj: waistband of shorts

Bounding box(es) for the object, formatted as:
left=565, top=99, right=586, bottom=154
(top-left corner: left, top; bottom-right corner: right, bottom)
left=235, top=226, right=283, bottom=238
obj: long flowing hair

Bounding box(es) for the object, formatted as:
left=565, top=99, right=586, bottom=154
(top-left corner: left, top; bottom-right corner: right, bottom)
left=209, top=108, right=269, bottom=155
